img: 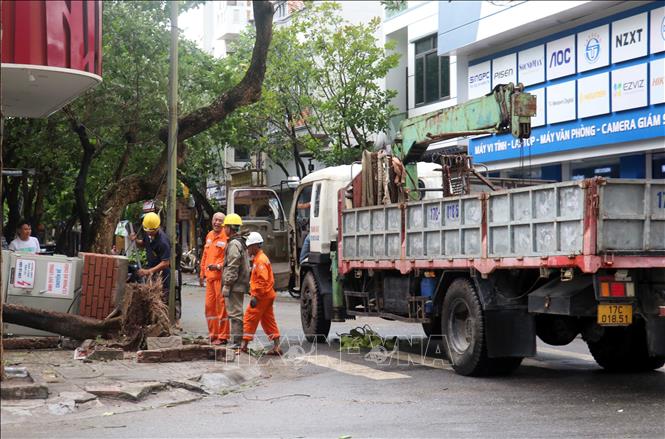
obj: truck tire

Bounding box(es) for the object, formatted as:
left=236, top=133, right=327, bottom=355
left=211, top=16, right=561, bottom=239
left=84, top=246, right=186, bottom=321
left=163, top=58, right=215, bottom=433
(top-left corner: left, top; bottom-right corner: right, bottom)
left=300, top=271, right=331, bottom=343
left=441, top=278, right=522, bottom=376
left=586, top=320, right=665, bottom=372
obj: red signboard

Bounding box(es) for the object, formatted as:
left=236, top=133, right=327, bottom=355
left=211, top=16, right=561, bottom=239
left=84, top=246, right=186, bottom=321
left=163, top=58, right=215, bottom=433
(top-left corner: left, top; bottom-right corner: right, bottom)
left=1, top=0, right=102, bottom=75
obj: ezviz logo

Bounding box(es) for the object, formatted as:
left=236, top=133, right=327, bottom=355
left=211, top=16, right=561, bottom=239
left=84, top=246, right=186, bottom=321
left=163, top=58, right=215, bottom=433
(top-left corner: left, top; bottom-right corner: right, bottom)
left=613, top=79, right=645, bottom=97
left=584, top=34, right=601, bottom=63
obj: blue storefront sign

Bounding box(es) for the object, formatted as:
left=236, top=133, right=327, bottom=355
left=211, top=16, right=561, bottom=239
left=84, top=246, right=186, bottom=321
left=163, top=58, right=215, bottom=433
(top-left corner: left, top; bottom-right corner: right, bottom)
left=471, top=104, right=665, bottom=162
left=466, top=3, right=665, bottom=164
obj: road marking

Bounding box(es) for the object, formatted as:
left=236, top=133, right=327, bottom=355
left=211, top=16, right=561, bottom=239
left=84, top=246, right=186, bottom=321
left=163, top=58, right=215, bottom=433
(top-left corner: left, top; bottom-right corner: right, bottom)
left=302, top=355, right=410, bottom=380
left=389, top=351, right=453, bottom=370
left=537, top=346, right=595, bottom=362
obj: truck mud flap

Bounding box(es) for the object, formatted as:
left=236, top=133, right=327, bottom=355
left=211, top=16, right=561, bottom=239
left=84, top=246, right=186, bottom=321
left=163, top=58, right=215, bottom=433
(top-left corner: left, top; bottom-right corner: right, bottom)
left=646, top=317, right=665, bottom=357
left=485, top=309, right=536, bottom=358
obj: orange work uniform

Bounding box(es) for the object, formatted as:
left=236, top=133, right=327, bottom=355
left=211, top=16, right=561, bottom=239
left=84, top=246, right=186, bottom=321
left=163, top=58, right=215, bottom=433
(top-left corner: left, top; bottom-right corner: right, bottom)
left=200, top=229, right=229, bottom=342
left=243, top=249, right=280, bottom=341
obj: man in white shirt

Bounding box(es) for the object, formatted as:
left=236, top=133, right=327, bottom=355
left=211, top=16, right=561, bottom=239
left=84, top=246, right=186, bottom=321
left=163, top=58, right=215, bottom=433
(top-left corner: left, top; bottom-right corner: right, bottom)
left=8, top=220, right=41, bottom=254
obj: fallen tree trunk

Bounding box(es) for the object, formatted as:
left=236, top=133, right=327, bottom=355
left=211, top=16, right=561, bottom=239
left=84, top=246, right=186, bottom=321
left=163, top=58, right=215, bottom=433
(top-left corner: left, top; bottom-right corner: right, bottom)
left=2, top=304, right=122, bottom=340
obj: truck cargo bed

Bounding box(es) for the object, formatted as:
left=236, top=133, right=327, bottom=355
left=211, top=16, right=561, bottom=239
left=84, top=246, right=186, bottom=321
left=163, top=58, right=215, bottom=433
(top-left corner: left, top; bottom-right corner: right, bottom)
left=339, top=178, right=665, bottom=275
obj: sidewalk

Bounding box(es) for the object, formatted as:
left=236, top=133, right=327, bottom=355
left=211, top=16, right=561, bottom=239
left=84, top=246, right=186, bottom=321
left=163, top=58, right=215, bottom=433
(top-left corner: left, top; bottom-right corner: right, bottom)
left=1, top=275, right=268, bottom=425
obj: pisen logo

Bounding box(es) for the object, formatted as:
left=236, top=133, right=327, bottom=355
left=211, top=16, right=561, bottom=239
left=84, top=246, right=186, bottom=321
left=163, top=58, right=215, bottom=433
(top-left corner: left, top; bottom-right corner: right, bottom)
left=494, top=68, right=514, bottom=80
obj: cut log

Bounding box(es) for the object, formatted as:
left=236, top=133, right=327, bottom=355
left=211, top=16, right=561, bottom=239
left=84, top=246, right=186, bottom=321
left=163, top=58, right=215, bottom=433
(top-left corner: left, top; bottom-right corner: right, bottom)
left=2, top=304, right=121, bottom=340
left=3, top=337, right=60, bottom=350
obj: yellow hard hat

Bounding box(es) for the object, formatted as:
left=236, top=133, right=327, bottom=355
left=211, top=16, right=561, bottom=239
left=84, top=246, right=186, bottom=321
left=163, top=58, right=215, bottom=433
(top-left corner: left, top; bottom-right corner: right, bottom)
left=223, top=213, right=243, bottom=226
left=142, top=212, right=161, bottom=231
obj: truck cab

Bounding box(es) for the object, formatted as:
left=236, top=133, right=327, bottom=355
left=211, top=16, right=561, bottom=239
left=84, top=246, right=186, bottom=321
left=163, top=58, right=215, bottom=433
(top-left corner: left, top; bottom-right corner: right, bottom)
left=288, top=162, right=444, bottom=296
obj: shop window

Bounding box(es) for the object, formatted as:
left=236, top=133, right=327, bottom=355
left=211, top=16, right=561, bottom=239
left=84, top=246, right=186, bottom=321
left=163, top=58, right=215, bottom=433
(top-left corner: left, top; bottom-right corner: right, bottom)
left=652, top=154, right=665, bottom=179
left=234, top=147, right=250, bottom=162
left=414, top=35, right=450, bottom=106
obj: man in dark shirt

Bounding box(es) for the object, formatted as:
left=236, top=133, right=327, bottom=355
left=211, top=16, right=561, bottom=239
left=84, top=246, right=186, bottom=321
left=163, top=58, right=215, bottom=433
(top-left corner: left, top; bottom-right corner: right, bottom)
left=130, top=212, right=171, bottom=304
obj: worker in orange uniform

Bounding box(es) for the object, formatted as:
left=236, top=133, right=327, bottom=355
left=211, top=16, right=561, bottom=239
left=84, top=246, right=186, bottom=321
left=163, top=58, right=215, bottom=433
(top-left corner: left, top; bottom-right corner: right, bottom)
left=240, top=232, right=281, bottom=355
left=199, top=212, right=229, bottom=345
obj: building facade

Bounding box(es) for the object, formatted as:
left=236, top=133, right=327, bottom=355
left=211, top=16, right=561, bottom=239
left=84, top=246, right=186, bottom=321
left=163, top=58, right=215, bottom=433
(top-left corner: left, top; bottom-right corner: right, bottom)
left=385, top=1, right=664, bottom=181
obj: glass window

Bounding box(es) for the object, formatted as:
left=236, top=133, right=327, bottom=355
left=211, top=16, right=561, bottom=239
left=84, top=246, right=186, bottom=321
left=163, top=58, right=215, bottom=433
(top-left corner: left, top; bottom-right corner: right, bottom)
left=313, top=183, right=321, bottom=218
left=234, top=147, right=250, bottom=162
left=232, top=189, right=283, bottom=226
left=414, top=35, right=450, bottom=106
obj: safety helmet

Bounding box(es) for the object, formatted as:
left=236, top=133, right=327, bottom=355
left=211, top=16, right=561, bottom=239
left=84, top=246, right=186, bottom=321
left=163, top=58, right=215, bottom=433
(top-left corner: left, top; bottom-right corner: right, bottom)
left=223, top=213, right=243, bottom=226
left=246, top=232, right=264, bottom=247
left=142, top=212, right=161, bottom=231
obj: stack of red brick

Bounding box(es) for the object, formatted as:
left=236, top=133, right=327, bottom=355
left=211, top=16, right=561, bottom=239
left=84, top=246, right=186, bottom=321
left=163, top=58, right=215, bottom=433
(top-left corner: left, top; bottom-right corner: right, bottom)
left=79, top=253, right=122, bottom=319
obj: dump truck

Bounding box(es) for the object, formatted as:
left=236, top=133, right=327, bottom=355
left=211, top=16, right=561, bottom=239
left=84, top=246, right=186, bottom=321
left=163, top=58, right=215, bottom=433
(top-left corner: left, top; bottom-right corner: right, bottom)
left=289, top=83, right=665, bottom=376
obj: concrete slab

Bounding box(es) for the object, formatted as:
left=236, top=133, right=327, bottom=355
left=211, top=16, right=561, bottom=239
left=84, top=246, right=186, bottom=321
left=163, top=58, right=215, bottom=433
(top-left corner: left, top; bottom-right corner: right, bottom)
left=84, top=381, right=166, bottom=401
left=146, top=336, right=183, bottom=350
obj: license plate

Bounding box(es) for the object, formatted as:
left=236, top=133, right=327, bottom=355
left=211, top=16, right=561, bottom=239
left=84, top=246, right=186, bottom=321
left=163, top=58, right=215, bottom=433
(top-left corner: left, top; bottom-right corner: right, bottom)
left=597, top=304, right=632, bottom=326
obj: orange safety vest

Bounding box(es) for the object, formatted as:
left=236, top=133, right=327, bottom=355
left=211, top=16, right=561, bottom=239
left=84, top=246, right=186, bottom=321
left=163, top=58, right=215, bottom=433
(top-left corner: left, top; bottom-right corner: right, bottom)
left=200, top=229, right=228, bottom=280
left=250, top=249, right=275, bottom=299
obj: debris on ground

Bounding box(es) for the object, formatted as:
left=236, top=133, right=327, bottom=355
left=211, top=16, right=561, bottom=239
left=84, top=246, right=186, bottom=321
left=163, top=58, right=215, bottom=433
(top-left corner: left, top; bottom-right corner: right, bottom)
left=338, top=325, right=396, bottom=351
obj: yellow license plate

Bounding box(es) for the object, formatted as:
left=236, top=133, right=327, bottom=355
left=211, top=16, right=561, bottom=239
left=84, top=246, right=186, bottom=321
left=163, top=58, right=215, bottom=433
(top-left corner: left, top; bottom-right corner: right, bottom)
left=597, top=304, right=632, bottom=326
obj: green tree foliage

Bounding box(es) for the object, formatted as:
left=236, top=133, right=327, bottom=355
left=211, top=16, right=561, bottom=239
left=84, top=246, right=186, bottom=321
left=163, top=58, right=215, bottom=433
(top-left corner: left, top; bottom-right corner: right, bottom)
left=2, top=0, right=273, bottom=253
left=225, top=2, right=399, bottom=175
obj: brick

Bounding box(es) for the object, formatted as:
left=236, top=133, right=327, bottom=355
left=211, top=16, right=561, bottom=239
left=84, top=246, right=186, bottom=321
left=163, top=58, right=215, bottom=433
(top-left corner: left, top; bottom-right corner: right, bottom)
left=136, top=346, right=221, bottom=363
left=107, top=259, right=115, bottom=279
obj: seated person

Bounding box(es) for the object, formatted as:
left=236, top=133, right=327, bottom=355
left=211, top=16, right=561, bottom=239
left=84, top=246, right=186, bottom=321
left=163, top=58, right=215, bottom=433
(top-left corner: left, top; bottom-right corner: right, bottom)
left=9, top=220, right=41, bottom=254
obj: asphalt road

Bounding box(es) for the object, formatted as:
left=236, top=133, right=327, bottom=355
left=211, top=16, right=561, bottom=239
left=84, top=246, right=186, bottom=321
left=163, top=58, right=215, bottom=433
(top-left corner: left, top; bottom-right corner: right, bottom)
left=3, top=275, right=664, bottom=438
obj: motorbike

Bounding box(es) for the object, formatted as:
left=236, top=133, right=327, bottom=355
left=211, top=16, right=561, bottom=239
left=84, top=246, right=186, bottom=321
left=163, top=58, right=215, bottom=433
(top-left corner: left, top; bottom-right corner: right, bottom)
left=180, top=248, right=199, bottom=274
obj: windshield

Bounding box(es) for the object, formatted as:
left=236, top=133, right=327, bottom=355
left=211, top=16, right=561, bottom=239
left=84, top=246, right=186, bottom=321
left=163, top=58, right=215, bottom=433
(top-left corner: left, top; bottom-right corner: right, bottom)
left=232, top=189, right=283, bottom=222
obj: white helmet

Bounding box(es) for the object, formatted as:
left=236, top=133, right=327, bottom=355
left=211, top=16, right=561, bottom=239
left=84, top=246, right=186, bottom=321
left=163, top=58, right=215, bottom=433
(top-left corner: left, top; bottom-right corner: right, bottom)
left=246, top=232, right=264, bottom=246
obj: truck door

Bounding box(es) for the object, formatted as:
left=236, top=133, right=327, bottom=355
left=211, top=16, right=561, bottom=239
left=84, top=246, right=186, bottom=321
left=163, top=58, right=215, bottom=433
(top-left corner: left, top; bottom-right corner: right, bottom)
left=228, top=188, right=288, bottom=263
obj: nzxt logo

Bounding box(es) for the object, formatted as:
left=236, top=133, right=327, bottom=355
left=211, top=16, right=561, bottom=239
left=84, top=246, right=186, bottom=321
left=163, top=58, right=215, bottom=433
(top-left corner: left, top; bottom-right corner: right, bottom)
left=549, top=48, right=571, bottom=67
left=615, top=29, right=643, bottom=47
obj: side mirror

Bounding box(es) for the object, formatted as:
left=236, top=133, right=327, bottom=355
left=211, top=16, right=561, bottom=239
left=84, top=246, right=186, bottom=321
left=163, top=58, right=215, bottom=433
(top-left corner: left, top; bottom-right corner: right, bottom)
left=287, top=176, right=300, bottom=189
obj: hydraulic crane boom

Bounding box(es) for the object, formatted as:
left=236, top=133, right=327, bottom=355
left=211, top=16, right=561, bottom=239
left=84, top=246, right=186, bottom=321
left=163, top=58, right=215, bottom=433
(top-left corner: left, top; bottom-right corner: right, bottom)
left=394, top=83, right=536, bottom=163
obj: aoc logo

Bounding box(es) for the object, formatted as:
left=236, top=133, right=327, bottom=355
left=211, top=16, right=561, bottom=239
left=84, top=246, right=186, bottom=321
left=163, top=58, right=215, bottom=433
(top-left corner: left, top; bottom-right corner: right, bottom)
left=584, top=34, right=601, bottom=63
left=549, top=48, right=572, bottom=67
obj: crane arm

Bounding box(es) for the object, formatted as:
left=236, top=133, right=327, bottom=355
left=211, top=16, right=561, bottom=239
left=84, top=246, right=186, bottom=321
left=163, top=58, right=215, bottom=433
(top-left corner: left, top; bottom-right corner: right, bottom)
left=394, top=83, right=536, bottom=163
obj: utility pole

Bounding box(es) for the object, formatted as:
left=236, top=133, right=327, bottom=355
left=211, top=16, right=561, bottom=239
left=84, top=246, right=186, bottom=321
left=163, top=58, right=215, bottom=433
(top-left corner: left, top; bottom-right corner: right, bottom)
left=167, top=1, right=179, bottom=323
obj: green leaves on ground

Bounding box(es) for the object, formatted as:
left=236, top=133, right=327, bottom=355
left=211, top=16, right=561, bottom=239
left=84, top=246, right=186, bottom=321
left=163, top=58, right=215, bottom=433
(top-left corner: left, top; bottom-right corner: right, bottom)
left=338, top=325, right=397, bottom=351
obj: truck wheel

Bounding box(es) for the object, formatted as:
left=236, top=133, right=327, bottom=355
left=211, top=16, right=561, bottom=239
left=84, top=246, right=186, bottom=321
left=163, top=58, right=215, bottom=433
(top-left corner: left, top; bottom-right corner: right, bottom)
left=300, top=271, right=330, bottom=343
left=441, top=278, right=521, bottom=376
left=441, top=278, right=491, bottom=376
left=587, top=320, right=665, bottom=372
